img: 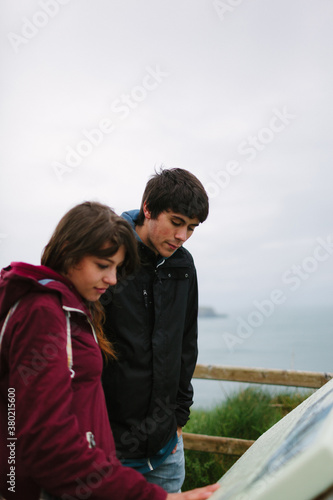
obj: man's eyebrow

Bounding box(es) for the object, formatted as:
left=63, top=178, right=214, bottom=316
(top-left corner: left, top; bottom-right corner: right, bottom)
left=172, top=215, right=199, bottom=227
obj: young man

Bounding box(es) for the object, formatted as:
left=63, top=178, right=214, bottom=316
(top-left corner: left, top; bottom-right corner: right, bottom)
left=102, top=168, right=209, bottom=493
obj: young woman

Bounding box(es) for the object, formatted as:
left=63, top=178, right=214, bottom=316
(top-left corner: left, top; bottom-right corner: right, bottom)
left=0, top=202, right=219, bottom=500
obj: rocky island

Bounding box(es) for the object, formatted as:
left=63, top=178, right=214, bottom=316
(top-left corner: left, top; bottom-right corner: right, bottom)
left=198, top=306, right=227, bottom=318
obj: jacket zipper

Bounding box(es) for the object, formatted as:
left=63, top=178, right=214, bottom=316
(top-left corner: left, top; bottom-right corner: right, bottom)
left=143, top=288, right=148, bottom=308
left=147, top=458, right=154, bottom=471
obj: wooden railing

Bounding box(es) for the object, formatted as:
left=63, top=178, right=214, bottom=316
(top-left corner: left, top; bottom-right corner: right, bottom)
left=193, top=363, right=332, bottom=389
left=183, top=432, right=255, bottom=456
left=183, top=364, right=333, bottom=456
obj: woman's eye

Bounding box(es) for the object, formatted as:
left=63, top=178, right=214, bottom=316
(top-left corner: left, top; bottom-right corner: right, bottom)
left=97, top=263, right=108, bottom=270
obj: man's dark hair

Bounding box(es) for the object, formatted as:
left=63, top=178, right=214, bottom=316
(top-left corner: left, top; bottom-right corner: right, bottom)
left=136, top=167, right=209, bottom=226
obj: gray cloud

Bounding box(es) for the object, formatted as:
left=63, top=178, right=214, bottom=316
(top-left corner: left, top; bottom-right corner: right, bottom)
left=1, top=0, right=332, bottom=314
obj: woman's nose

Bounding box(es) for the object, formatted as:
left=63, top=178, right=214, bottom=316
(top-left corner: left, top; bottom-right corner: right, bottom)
left=104, top=268, right=117, bottom=286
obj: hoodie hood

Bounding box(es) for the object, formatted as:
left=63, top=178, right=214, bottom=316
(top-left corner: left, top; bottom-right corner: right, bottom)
left=121, top=209, right=139, bottom=228
left=0, top=262, right=89, bottom=320
left=121, top=209, right=169, bottom=265
left=121, top=210, right=141, bottom=241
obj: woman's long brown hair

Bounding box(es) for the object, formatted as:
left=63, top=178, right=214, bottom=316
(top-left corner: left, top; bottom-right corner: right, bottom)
left=41, top=201, right=139, bottom=360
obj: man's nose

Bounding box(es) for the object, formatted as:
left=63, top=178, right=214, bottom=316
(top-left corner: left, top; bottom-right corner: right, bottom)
left=175, top=226, right=188, bottom=242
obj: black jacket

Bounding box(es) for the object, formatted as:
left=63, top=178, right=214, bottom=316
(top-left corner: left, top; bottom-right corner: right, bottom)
left=102, top=211, right=198, bottom=459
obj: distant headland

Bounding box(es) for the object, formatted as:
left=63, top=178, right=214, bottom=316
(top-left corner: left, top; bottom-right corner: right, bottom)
left=198, top=306, right=227, bottom=318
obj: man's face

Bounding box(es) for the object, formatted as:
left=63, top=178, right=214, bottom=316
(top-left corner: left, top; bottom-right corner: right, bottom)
left=143, top=208, right=200, bottom=257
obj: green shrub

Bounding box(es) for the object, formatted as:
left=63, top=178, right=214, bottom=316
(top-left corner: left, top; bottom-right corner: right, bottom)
left=183, top=387, right=312, bottom=491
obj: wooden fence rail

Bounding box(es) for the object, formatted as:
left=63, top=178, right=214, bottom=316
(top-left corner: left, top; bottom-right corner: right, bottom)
left=183, top=432, right=254, bottom=456
left=183, top=364, right=333, bottom=456
left=193, top=364, right=333, bottom=389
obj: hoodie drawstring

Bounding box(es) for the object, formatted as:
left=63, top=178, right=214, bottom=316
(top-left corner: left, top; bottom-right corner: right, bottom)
left=0, top=301, right=20, bottom=357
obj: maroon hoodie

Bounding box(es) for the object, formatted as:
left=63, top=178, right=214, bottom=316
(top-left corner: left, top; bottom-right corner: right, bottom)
left=0, top=263, right=167, bottom=500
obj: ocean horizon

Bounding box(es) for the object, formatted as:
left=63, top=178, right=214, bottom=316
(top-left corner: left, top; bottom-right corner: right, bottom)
left=192, top=304, right=333, bottom=409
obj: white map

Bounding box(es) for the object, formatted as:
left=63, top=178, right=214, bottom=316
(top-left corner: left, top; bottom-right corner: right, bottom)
left=210, top=378, right=333, bottom=500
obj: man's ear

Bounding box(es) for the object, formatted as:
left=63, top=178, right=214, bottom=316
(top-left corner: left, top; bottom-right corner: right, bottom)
left=143, top=201, right=151, bottom=220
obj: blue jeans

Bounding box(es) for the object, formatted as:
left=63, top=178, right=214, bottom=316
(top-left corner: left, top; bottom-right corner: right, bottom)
left=143, top=435, right=185, bottom=493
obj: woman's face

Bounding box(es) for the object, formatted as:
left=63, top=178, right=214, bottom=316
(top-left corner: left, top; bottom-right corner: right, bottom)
left=65, top=245, right=126, bottom=301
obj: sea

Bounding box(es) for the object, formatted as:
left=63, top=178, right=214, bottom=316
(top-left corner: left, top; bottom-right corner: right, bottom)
left=192, top=305, right=333, bottom=409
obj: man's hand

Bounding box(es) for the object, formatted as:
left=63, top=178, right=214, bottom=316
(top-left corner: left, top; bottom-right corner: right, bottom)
left=171, top=426, right=183, bottom=454
left=167, top=483, right=220, bottom=499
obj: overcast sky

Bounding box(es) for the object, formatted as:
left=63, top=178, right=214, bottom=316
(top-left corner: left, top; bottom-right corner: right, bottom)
left=1, top=0, right=332, bottom=315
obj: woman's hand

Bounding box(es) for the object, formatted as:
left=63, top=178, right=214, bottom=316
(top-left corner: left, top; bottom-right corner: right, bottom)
left=167, top=483, right=220, bottom=499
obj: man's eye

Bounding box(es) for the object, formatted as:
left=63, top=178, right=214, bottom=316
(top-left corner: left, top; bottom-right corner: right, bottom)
left=171, top=221, right=181, bottom=226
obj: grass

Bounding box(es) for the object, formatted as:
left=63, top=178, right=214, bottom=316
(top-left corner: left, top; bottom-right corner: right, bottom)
left=183, top=387, right=312, bottom=491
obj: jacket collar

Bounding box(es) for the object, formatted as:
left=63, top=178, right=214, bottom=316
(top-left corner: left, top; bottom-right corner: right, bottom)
left=121, top=210, right=167, bottom=267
